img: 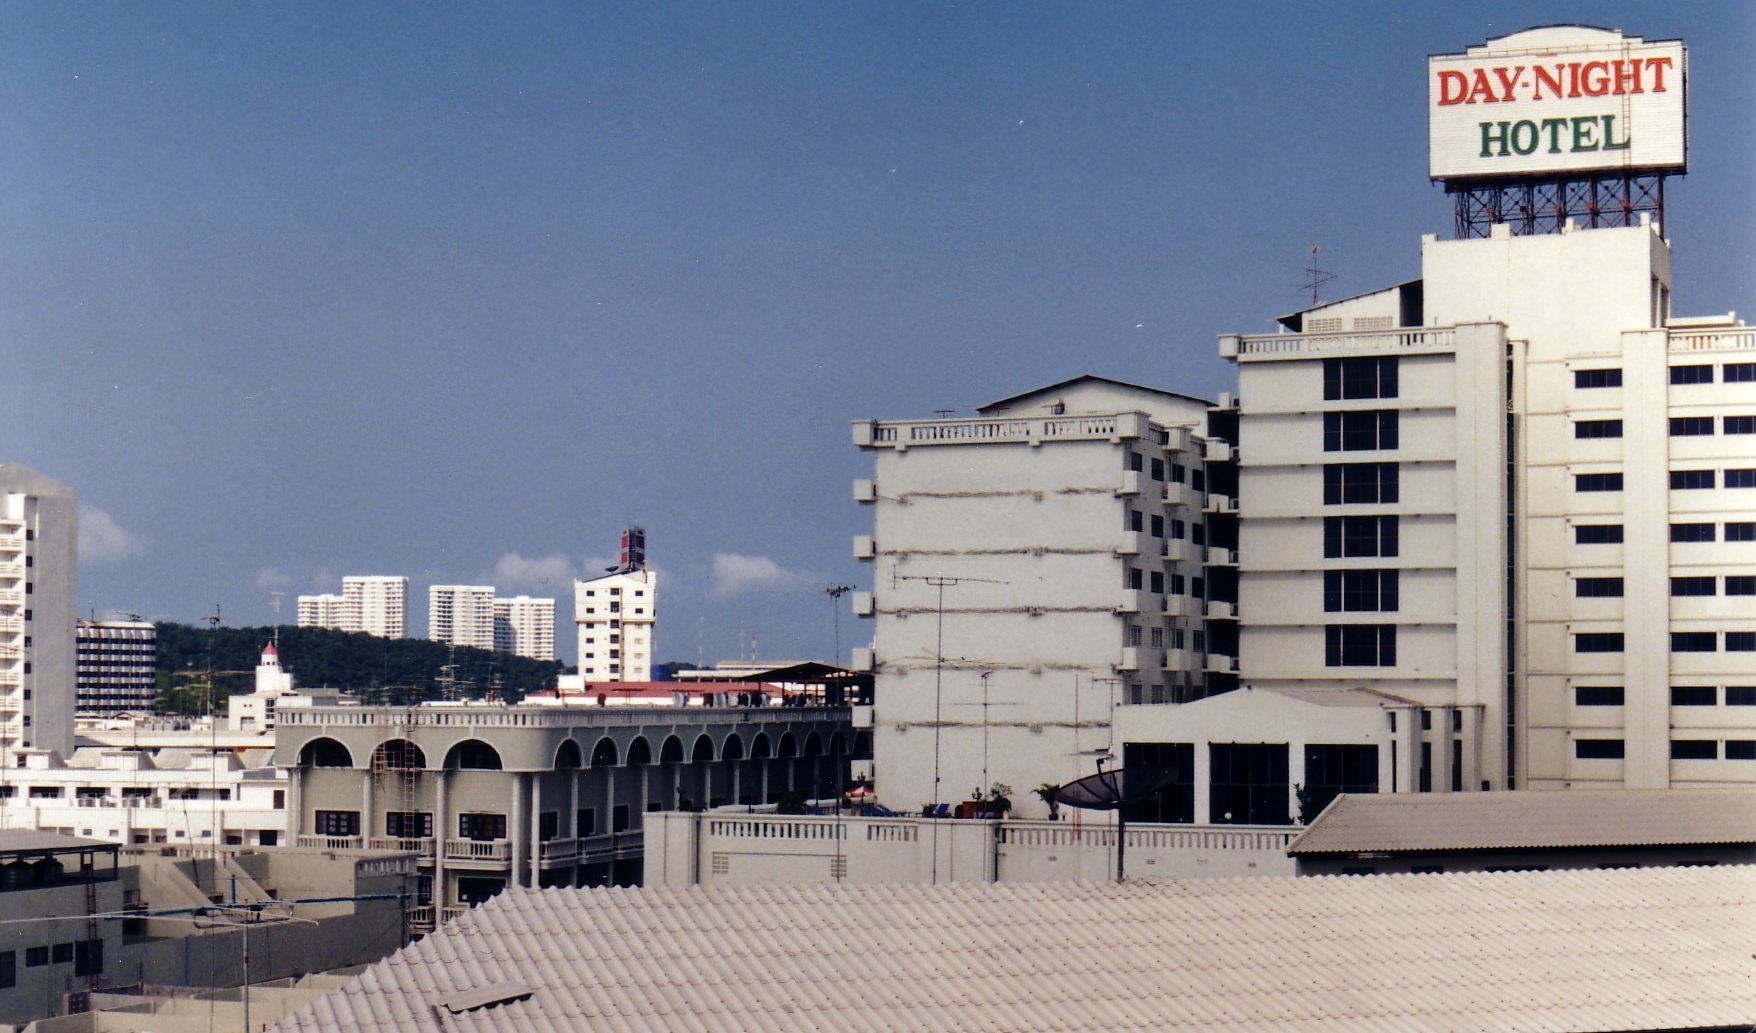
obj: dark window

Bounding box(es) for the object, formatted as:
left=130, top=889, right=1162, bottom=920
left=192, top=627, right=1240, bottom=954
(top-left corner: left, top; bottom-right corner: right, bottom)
left=1575, top=686, right=1624, bottom=706
left=0, top=950, right=12, bottom=988
left=1120, top=742, right=1195, bottom=824
left=1575, top=633, right=1625, bottom=653
left=1149, top=571, right=1165, bottom=594
left=1208, top=743, right=1290, bottom=825
left=1671, top=469, right=1715, bottom=490
left=1727, top=415, right=1756, bottom=435
left=1323, top=410, right=1399, bottom=451
left=385, top=811, right=432, bottom=838
left=1671, top=577, right=1717, bottom=597
left=1727, top=740, right=1756, bottom=760
left=1324, top=625, right=1397, bottom=666
left=1728, top=632, right=1756, bottom=652
left=1727, top=576, right=1756, bottom=596
left=1575, top=472, right=1624, bottom=492
left=1150, top=458, right=1164, bottom=481
left=576, top=808, right=596, bottom=837
left=1574, top=368, right=1623, bottom=388
left=1301, top=744, right=1377, bottom=821
left=1671, top=364, right=1714, bottom=384
left=1669, top=416, right=1715, bottom=436
left=1672, top=632, right=1718, bottom=653
left=1728, top=469, right=1756, bottom=489
left=1672, top=523, right=1717, bottom=543
left=1671, top=740, right=1718, bottom=760
left=538, top=812, right=559, bottom=841
left=1574, top=524, right=1624, bottom=544
left=1729, top=686, right=1756, bottom=706
left=313, top=810, right=359, bottom=837
left=73, top=939, right=102, bottom=978
left=1323, top=570, right=1399, bottom=611
left=1169, top=463, right=1186, bottom=484
left=1575, top=739, right=1625, bottom=759
left=1128, top=451, right=1144, bottom=472
left=458, top=813, right=507, bottom=840
left=1576, top=577, right=1624, bottom=597
left=25, top=947, right=47, bottom=968
left=50, top=943, right=72, bottom=965
left=1323, top=463, right=1398, bottom=505
left=1575, top=419, right=1624, bottom=439
left=1726, top=363, right=1756, bottom=383
left=1323, top=515, right=1399, bottom=558
left=1728, top=523, right=1756, bottom=542
left=612, top=805, right=631, bottom=832
left=1671, top=686, right=1716, bottom=706
left=1150, top=514, right=1163, bottom=538
left=1323, top=357, right=1398, bottom=400
left=1128, top=509, right=1143, bottom=532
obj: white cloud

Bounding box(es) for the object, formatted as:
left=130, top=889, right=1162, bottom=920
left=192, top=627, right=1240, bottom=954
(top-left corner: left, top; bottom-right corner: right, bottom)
left=78, top=506, right=141, bottom=564
left=490, top=552, right=580, bottom=592
left=710, top=553, right=812, bottom=598
left=254, top=567, right=295, bottom=591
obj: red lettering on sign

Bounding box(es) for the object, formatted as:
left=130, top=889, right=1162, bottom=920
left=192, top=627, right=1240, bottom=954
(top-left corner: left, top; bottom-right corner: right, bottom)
left=1531, top=64, right=1565, bottom=100
left=1492, top=65, right=1524, bottom=102
left=1437, top=70, right=1469, bottom=105
left=1466, top=68, right=1498, bottom=104
left=1580, top=60, right=1611, bottom=96
left=1646, top=55, right=1673, bottom=92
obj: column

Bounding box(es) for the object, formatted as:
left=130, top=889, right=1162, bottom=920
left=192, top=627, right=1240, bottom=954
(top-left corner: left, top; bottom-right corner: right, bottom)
left=286, top=769, right=302, bottom=841
left=1459, top=704, right=1481, bottom=792
left=509, top=774, right=525, bottom=887
left=1434, top=706, right=1457, bottom=793
left=1395, top=707, right=1419, bottom=794
left=529, top=775, right=542, bottom=887
left=730, top=762, right=741, bottom=808
left=1193, top=741, right=1210, bottom=824
left=434, top=772, right=449, bottom=908
left=360, top=770, right=375, bottom=843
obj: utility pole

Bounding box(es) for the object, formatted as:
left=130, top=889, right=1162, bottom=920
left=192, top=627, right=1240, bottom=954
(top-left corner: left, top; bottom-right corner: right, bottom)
left=824, top=585, right=852, bottom=666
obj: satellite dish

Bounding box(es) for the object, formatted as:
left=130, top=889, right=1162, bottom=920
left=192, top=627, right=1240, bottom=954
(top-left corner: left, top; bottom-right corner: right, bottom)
left=1054, top=768, right=1173, bottom=811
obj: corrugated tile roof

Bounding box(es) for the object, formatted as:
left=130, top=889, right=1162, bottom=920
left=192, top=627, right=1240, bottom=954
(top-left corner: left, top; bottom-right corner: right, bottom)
left=269, top=867, right=1756, bottom=1032
left=1289, top=787, right=1756, bottom=855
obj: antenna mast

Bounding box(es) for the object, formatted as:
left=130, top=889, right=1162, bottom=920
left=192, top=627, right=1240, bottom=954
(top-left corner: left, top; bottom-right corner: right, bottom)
left=1298, top=245, right=1337, bottom=307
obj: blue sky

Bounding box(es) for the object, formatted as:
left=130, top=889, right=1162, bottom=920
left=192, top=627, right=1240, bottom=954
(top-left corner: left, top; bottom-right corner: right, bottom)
left=4, top=2, right=1751, bottom=666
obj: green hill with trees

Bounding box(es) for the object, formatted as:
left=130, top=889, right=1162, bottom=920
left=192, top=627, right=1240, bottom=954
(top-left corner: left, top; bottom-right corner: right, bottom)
left=153, top=622, right=563, bottom=714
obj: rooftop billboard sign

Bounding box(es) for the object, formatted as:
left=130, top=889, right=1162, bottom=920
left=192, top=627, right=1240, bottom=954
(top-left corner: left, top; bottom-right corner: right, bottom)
left=1429, top=26, right=1686, bottom=181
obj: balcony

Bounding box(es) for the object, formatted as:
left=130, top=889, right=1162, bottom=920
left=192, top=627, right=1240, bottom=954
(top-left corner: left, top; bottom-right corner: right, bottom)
left=0, top=617, right=21, bottom=633
left=1116, top=470, right=1146, bottom=496
left=857, top=412, right=1139, bottom=451
left=408, top=905, right=436, bottom=934
left=1116, top=647, right=1141, bottom=672
left=1115, top=531, right=1151, bottom=557
left=440, top=905, right=471, bottom=925
left=1116, top=590, right=1152, bottom=615
left=368, top=836, right=436, bottom=862
left=1202, top=495, right=1238, bottom=515
left=1220, top=326, right=1458, bottom=361
left=1205, top=654, right=1240, bottom=674
left=852, top=535, right=876, bottom=560
left=444, top=838, right=512, bottom=864
left=295, top=835, right=364, bottom=850
left=1206, top=546, right=1237, bottom=566
left=849, top=647, right=874, bottom=672
left=1206, top=600, right=1239, bottom=620
left=1204, top=440, right=1237, bottom=464
left=852, top=592, right=874, bottom=617
left=0, top=669, right=21, bottom=686
left=1163, top=482, right=1201, bottom=509
left=1669, top=326, right=1756, bottom=353
left=539, top=838, right=579, bottom=864
left=1160, top=427, right=1193, bottom=454
left=1163, top=595, right=1201, bottom=619
left=1163, top=539, right=1199, bottom=564
left=1160, top=648, right=1197, bottom=672
left=852, top=478, right=877, bottom=503
left=0, top=590, right=22, bottom=606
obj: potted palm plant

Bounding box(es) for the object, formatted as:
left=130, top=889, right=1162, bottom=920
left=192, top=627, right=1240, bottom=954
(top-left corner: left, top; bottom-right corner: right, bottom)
left=1033, top=783, right=1061, bottom=821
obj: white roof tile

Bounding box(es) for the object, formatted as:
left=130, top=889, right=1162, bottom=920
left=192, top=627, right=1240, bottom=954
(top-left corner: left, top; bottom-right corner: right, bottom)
left=271, top=869, right=1756, bottom=1033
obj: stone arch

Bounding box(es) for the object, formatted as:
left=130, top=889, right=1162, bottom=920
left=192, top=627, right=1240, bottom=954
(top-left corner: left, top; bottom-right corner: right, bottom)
left=853, top=730, right=873, bottom=757
left=722, top=733, right=745, bottom=761
left=777, top=732, right=798, bottom=758
left=804, top=731, right=825, bottom=757
left=659, top=735, right=685, bottom=764
left=369, top=739, right=425, bottom=770
left=443, top=739, right=503, bottom=771
left=555, top=739, right=583, bottom=769
left=749, top=733, right=772, bottom=760
left=626, top=736, right=653, bottom=765
left=590, top=737, right=618, bottom=768
left=299, top=738, right=353, bottom=768
left=691, top=734, right=715, bottom=762
left=830, top=732, right=847, bottom=756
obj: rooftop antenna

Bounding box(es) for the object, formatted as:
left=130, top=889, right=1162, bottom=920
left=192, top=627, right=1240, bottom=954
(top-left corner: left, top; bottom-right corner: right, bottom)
left=1298, top=245, right=1337, bottom=307
left=825, top=585, right=853, bottom=666
left=269, top=592, right=284, bottom=650
left=932, top=409, right=955, bottom=418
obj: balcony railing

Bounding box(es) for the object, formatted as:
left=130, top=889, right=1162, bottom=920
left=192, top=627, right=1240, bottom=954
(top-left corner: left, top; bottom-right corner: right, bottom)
left=539, top=837, right=577, bottom=863
left=408, top=905, right=435, bottom=932
left=294, top=834, right=364, bottom=850
left=444, top=838, right=512, bottom=863
left=368, top=836, right=436, bottom=861
left=278, top=704, right=844, bottom=729
left=1670, top=327, right=1756, bottom=352
left=0, top=590, right=22, bottom=606
left=440, top=905, right=471, bottom=924
left=1225, top=326, right=1457, bottom=360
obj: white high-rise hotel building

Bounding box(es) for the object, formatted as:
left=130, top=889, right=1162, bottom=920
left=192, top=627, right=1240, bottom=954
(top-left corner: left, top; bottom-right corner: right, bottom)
left=575, top=527, right=656, bottom=681
left=428, top=586, right=555, bottom=661
left=0, top=464, right=77, bottom=759
left=297, top=575, right=408, bottom=638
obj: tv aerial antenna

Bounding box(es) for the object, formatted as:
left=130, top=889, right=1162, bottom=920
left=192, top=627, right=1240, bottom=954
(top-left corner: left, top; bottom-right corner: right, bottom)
left=1298, top=245, right=1337, bottom=307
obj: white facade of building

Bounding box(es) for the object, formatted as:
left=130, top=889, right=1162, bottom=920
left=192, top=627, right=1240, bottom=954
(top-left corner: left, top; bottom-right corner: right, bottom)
left=428, top=585, right=496, bottom=651
left=494, top=595, right=555, bottom=661
left=1222, top=219, right=1755, bottom=792
left=0, top=464, right=77, bottom=759
left=75, top=619, right=156, bottom=716
left=298, top=575, right=408, bottom=638
left=574, top=570, right=656, bottom=681
left=852, top=378, right=1235, bottom=817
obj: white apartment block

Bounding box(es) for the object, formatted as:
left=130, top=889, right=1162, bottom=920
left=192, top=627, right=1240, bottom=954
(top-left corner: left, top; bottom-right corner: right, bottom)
left=298, top=575, right=408, bottom=638
left=429, top=585, right=496, bottom=651
left=495, top=595, right=556, bottom=661
left=1222, top=219, right=1755, bottom=793
left=851, top=378, right=1237, bottom=816
left=575, top=570, right=656, bottom=681
left=0, top=464, right=77, bottom=759
left=75, top=619, right=156, bottom=716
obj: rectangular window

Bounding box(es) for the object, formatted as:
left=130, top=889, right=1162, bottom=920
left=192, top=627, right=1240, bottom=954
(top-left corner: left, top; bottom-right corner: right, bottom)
left=577, top=808, right=596, bottom=837
left=1169, top=463, right=1186, bottom=484
left=0, top=950, right=12, bottom=989
left=1671, top=469, right=1716, bottom=490
left=1323, top=410, right=1399, bottom=451
left=1300, top=744, right=1378, bottom=820
left=1324, top=624, right=1397, bottom=667
left=1728, top=686, right=1756, bottom=706
left=1727, top=741, right=1756, bottom=760
left=1671, top=364, right=1714, bottom=384
left=1574, top=524, right=1624, bottom=544
left=314, top=810, right=360, bottom=837
left=1150, top=458, right=1164, bottom=481
left=1728, top=632, right=1756, bottom=652
left=1323, top=463, right=1398, bottom=505
left=1727, top=415, right=1756, bottom=435
left=1672, top=523, right=1717, bottom=543
left=1128, top=509, right=1143, bottom=532
left=1727, top=469, right=1756, bottom=489
left=1727, top=576, right=1756, bottom=596
left=1120, top=742, right=1196, bottom=824
left=538, top=812, right=559, bottom=841
left=1669, top=416, right=1715, bottom=436
left=1208, top=743, right=1290, bottom=825
left=1574, top=419, right=1623, bottom=439
left=1575, top=686, right=1624, bottom=707
left=1150, top=514, right=1163, bottom=538
left=1323, top=570, right=1399, bottom=612
left=1149, top=571, right=1164, bottom=594
left=1671, top=577, right=1717, bottom=597
left=1671, top=685, right=1716, bottom=706
left=458, top=813, right=508, bottom=840
left=1574, top=368, right=1623, bottom=388
left=1323, top=356, right=1398, bottom=400
left=1576, top=577, right=1624, bottom=597
left=25, top=947, right=47, bottom=968
left=1575, top=472, right=1624, bottom=492
left=51, top=943, right=72, bottom=965
left=73, top=939, right=102, bottom=978
left=612, top=805, right=631, bottom=832
left=1728, top=523, right=1756, bottom=542
left=1575, top=739, right=1625, bottom=759
left=1671, top=740, right=1718, bottom=760
left=1574, top=633, right=1625, bottom=653
left=1726, top=363, right=1756, bottom=383
left=1672, top=632, right=1718, bottom=653
left=385, top=811, right=433, bottom=838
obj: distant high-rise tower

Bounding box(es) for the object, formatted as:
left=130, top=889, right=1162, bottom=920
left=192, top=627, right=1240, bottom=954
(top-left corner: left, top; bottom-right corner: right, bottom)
left=76, top=619, right=157, bottom=716
left=429, top=585, right=497, bottom=651
left=576, top=527, right=656, bottom=681
left=298, top=575, right=408, bottom=638
left=0, top=464, right=78, bottom=758
left=494, top=596, right=556, bottom=661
